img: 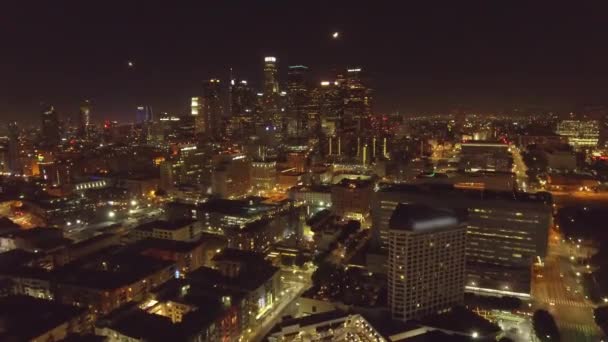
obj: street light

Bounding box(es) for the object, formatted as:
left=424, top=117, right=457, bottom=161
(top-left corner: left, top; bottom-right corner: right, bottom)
left=108, top=211, right=116, bottom=219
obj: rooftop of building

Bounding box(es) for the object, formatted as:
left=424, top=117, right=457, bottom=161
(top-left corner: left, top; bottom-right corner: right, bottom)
left=461, top=140, right=509, bottom=147
left=134, top=219, right=194, bottom=232
left=196, top=196, right=284, bottom=216
left=0, top=249, right=37, bottom=271
left=377, top=182, right=553, bottom=205
left=0, top=217, right=21, bottom=234
left=334, top=177, right=374, bottom=189
left=0, top=295, right=86, bottom=341
left=129, top=237, right=202, bottom=254
left=417, top=306, right=500, bottom=338
left=290, top=184, right=332, bottom=193
left=54, top=246, right=174, bottom=290
left=186, top=248, right=279, bottom=292
left=102, top=307, right=178, bottom=342
left=389, top=204, right=461, bottom=232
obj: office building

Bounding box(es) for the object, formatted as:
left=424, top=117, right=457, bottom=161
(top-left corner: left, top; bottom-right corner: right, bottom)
left=263, top=56, right=279, bottom=95
left=372, top=183, right=552, bottom=297
left=190, top=96, right=205, bottom=134
left=387, top=204, right=466, bottom=321
left=40, top=105, right=61, bottom=147
left=459, top=141, right=512, bottom=172
left=211, top=154, right=251, bottom=198
left=287, top=65, right=311, bottom=137
left=7, top=122, right=20, bottom=174
left=228, top=79, right=256, bottom=137
left=78, top=100, right=91, bottom=139
left=202, top=79, right=223, bottom=140
left=311, top=80, right=343, bottom=136
left=331, top=178, right=373, bottom=221
left=342, top=67, right=373, bottom=134
left=262, top=57, right=283, bottom=132
left=250, top=159, right=277, bottom=192
left=136, top=105, right=153, bottom=124
left=556, top=119, right=600, bottom=149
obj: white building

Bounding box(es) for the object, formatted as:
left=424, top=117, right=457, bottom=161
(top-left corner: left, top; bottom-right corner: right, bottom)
left=387, top=204, right=466, bottom=321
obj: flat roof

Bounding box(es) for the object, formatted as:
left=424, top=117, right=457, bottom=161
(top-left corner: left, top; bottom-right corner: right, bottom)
left=390, top=204, right=460, bottom=232
left=0, top=295, right=85, bottom=341
left=377, top=183, right=552, bottom=205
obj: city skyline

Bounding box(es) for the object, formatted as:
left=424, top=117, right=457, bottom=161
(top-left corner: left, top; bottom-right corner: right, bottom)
left=3, top=2, right=608, bottom=125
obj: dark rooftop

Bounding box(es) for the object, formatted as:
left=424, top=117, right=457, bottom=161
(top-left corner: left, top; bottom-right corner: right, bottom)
left=377, top=182, right=553, bottom=205
left=334, top=178, right=374, bottom=188
left=389, top=204, right=460, bottom=232
left=134, top=219, right=194, bottom=232
left=55, top=246, right=174, bottom=290
left=0, top=295, right=85, bottom=341
left=130, top=237, right=202, bottom=253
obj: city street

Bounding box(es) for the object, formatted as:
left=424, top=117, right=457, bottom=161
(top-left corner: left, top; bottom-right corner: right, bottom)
left=510, top=146, right=528, bottom=192
left=533, top=230, right=603, bottom=341
left=246, top=267, right=313, bottom=342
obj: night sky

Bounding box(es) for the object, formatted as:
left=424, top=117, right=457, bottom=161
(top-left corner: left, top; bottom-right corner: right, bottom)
left=2, top=2, right=608, bottom=125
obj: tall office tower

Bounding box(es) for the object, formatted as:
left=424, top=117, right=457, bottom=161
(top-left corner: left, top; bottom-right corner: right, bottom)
left=263, top=56, right=279, bottom=95
left=191, top=96, right=205, bottom=134
left=136, top=105, right=153, bottom=124
left=262, top=57, right=282, bottom=132
left=40, top=105, right=61, bottom=147
left=311, top=81, right=344, bottom=136
left=79, top=100, right=91, bottom=138
left=286, top=65, right=311, bottom=137
left=229, top=80, right=256, bottom=137
left=372, top=183, right=552, bottom=297
left=202, top=79, right=223, bottom=140
left=342, top=68, right=372, bottom=134
left=7, top=122, right=20, bottom=174
left=387, top=204, right=466, bottom=321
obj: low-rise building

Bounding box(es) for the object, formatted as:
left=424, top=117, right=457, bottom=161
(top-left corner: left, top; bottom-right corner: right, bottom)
left=0, top=295, right=89, bottom=341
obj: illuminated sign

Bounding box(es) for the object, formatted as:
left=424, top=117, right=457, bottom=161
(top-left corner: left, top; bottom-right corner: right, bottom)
left=264, top=56, right=276, bottom=62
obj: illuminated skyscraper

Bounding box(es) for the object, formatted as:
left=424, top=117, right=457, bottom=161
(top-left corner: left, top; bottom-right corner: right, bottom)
left=40, top=105, right=61, bottom=147
left=262, top=57, right=283, bottom=134
left=263, top=56, right=279, bottom=95
left=203, top=79, right=223, bottom=140
left=287, top=65, right=311, bottom=137
left=228, top=79, right=256, bottom=137
left=342, top=67, right=372, bottom=134
left=79, top=100, right=91, bottom=138
left=191, top=96, right=205, bottom=134
left=136, top=105, right=153, bottom=124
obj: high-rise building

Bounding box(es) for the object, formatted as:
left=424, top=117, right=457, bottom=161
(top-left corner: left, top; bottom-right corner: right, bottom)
left=202, top=79, right=223, bottom=140
left=191, top=96, right=205, bottom=134
left=287, top=65, right=311, bottom=137
left=7, top=122, right=20, bottom=174
left=372, top=183, right=552, bottom=297
left=387, top=203, right=466, bottom=321
left=342, top=68, right=372, bottom=134
left=311, top=80, right=343, bottom=136
left=40, top=105, right=61, bottom=147
left=228, top=80, right=256, bottom=137
left=136, top=105, right=153, bottom=124
left=262, top=57, right=283, bottom=133
left=79, top=100, right=91, bottom=138
left=263, top=56, right=279, bottom=95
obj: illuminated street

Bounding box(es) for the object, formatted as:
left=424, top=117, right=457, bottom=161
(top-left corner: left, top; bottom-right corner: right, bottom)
left=533, top=229, right=603, bottom=341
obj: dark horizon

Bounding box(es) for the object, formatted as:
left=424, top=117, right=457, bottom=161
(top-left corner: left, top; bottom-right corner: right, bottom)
left=2, top=2, right=608, bottom=125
